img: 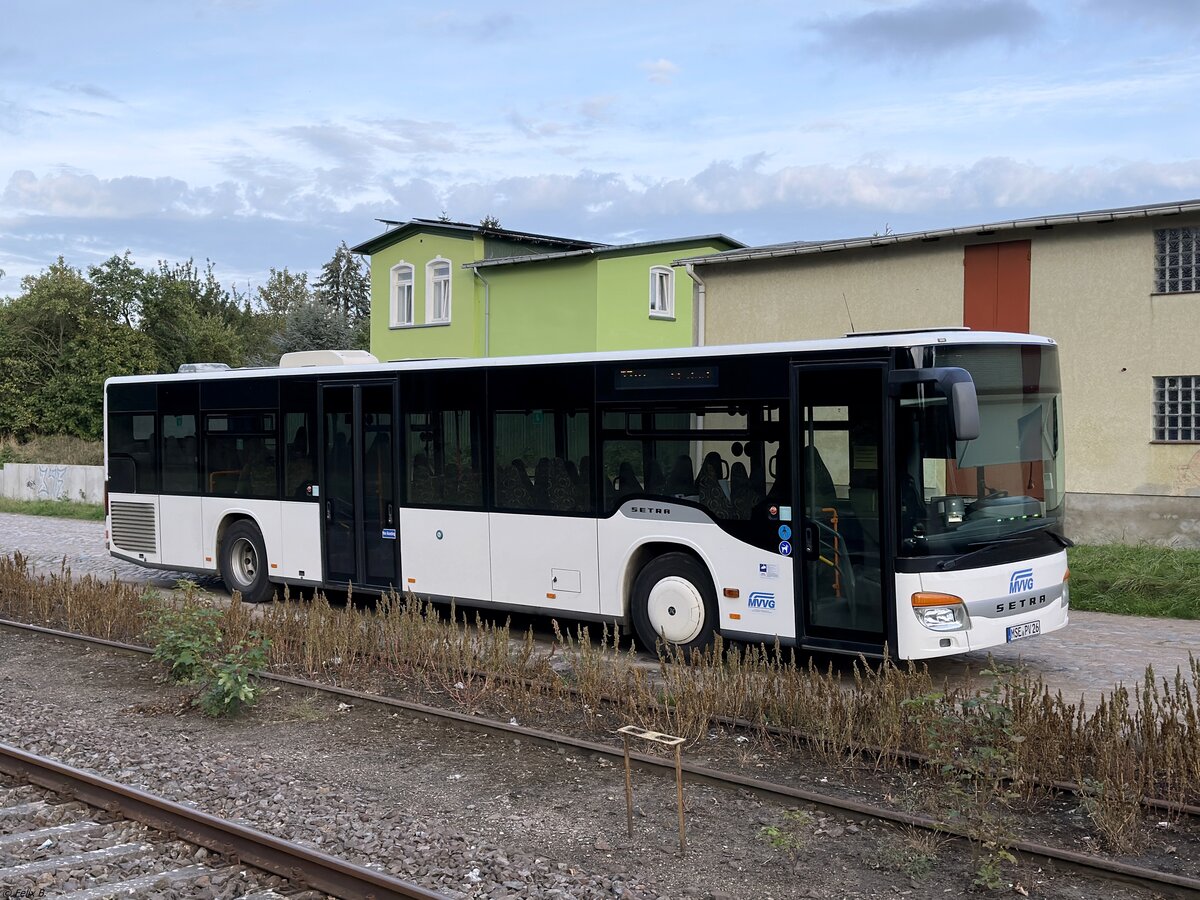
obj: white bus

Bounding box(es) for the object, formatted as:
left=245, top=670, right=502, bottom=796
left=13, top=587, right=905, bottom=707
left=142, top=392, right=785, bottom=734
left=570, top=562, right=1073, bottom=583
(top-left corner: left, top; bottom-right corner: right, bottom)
left=103, top=329, right=1069, bottom=660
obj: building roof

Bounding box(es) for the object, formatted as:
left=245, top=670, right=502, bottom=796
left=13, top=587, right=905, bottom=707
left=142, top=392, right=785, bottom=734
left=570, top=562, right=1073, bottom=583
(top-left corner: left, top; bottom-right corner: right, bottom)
left=675, top=198, right=1200, bottom=267
left=351, top=217, right=607, bottom=257
left=465, top=234, right=745, bottom=270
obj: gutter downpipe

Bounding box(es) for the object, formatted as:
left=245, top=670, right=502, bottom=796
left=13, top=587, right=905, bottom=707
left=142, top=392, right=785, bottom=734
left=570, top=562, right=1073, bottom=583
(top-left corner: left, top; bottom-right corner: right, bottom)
left=472, top=266, right=492, bottom=357
left=685, top=262, right=706, bottom=347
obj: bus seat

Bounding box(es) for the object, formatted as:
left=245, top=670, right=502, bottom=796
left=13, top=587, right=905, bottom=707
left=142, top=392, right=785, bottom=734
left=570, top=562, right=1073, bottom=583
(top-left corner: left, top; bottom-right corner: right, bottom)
left=646, top=459, right=666, bottom=495
left=534, top=457, right=552, bottom=507
left=696, top=465, right=734, bottom=518
left=730, top=462, right=753, bottom=519
left=548, top=457, right=576, bottom=511
left=803, top=445, right=838, bottom=511
left=666, top=455, right=694, bottom=496
left=616, top=462, right=642, bottom=495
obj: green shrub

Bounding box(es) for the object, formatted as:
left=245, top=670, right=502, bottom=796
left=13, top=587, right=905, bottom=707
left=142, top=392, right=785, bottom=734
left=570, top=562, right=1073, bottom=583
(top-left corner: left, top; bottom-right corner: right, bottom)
left=195, top=633, right=270, bottom=717
left=146, top=600, right=223, bottom=683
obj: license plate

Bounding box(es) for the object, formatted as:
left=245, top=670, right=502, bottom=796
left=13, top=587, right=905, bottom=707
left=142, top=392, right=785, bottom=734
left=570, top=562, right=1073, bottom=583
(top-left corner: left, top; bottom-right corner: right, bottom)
left=1006, top=620, right=1041, bottom=642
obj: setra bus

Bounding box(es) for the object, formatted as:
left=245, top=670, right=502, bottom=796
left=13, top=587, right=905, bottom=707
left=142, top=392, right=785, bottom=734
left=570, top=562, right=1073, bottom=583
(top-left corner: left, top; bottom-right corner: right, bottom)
left=103, top=329, right=1069, bottom=660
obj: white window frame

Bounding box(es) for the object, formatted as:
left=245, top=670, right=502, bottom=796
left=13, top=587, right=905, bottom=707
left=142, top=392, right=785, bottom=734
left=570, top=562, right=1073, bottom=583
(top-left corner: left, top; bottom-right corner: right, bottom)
left=426, top=257, right=452, bottom=324
left=649, top=265, right=675, bottom=319
left=389, top=261, right=415, bottom=327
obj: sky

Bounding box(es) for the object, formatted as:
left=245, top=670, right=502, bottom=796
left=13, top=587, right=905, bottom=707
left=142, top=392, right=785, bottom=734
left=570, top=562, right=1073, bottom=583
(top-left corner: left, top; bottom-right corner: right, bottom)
left=2, top=0, right=1199, bottom=296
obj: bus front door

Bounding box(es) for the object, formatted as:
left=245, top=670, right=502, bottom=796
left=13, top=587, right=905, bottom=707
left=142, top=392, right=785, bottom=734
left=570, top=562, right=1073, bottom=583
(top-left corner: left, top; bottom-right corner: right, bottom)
left=792, top=363, right=892, bottom=656
left=320, top=382, right=399, bottom=590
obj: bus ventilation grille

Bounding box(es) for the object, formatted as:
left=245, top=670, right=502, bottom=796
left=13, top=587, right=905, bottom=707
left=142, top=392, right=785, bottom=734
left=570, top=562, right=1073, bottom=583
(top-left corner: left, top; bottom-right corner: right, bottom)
left=110, top=501, right=157, bottom=555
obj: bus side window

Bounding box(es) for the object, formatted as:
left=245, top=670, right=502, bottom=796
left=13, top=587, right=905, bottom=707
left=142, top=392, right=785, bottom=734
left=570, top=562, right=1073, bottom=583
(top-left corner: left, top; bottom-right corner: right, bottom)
left=401, top=370, right=485, bottom=509
left=281, top=380, right=317, bottom=500
left=107, top=412, right=158, bottom=494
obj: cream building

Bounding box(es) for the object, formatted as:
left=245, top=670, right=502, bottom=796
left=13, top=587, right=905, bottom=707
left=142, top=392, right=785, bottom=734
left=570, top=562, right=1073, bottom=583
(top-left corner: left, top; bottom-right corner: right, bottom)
left=678, top=200, right=1200, bottom=546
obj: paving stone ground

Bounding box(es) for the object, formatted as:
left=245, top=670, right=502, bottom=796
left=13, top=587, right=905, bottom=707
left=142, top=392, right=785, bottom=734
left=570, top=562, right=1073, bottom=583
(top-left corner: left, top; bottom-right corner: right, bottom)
left=1, top=510, right=1196, bottom=706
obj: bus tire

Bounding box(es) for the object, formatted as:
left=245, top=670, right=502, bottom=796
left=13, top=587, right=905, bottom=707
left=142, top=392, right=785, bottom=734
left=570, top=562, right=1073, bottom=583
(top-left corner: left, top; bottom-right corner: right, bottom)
left=630, top=552, right=717, bottom=654
left=220, top=520, right=273, bottom=604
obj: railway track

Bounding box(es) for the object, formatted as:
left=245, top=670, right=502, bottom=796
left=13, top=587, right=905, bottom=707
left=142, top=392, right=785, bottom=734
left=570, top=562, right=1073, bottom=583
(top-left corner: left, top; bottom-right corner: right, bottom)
left=1, top=616, right=1198, bottom=899
left=0, top=743, right=445, bottom=900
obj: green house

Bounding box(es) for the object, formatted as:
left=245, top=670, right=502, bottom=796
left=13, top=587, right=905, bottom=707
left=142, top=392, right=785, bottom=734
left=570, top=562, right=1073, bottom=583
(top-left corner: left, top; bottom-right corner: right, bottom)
left=351, top=219, right=743, bottom=360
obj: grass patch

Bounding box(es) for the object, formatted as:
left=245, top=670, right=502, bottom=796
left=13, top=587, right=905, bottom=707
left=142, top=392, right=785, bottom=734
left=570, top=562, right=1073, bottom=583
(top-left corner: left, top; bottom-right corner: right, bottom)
left=0, top=434, right=102, bottom=466
left=0, top=497, right=105, bottom=521
left=1068, top=544, right=1200, bottom=619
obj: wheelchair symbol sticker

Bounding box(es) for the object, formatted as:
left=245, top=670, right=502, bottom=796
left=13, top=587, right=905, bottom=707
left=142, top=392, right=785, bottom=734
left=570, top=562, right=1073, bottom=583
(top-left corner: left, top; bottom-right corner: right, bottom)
left=777, top=524, right=792, bottom=541
left=778, top=540, right=792, bottom=557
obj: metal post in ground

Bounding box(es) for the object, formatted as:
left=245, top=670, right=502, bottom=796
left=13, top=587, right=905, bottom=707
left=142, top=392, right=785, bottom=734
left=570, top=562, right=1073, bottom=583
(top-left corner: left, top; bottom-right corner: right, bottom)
left=616, top=725, right=687, bottom=853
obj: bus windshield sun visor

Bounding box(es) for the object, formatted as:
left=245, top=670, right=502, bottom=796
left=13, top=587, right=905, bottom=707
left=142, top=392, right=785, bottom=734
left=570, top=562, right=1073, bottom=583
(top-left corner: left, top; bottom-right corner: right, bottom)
left=888, top=367, right=981, bottom=442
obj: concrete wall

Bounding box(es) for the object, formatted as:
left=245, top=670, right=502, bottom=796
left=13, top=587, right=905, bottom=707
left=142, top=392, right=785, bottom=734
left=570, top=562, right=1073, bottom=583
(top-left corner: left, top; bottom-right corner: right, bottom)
left=0, top=464, right=104, bottom=504
left=696, top=212, right=1200, bottom=547
left=1029, top=216, right=1200, bottom=498
left=700, top=240, right=964, bottom=345
left=1065, top=492, right=1200, bottom=547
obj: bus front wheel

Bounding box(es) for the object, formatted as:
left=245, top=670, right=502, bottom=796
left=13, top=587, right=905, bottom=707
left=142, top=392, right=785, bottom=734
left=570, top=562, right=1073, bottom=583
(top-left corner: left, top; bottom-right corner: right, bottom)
left=630, top=552, right=717, bottom=654
left=220, top=520, right=273, bottom=604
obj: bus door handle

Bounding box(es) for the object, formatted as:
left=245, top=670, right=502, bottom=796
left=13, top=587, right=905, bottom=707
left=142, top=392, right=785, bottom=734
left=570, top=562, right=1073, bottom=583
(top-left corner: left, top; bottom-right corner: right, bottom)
left=385, top=501, right=394, bottom=527
left=326, top=501, right=333, bottom=524
left=802, top=521, right=819, bottom=558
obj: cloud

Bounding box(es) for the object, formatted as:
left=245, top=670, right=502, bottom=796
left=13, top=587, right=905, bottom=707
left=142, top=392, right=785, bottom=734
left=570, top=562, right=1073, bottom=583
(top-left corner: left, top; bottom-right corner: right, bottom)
left=0, top=92, right=52, bottom=133
left=1083, top=0, right=1200, bottom=32
left=579, top=95, right=615, bottom=121
left=417, top=11, right=519, bottom=40
left=505, top=110, right=565, bottom=139
left=3, top=169, right=193, bottom=217
left=3, top=156, right=1200, bottom=294
left=277, top=123, right=377, bottom=169
left=640, top=59, right=680, bottom=85
left=51, top=82, right=122, bottom=103
left=808, top=0, right=1043, bottom=60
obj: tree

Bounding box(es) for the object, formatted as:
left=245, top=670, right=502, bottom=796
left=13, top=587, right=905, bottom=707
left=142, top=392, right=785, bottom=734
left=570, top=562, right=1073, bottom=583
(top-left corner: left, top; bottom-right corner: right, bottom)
left=256, top=267, right=311, bottom=319
left=0, top=257, right=156, bottom=438
left=480, top=214, right=502, bottom=230
left=141, top=259, right=247, bottom=372
left=273, top=299, right=357, bottom=357
left=313, top=242, right=370, bottom=323
left=89, top=252, right=152, bottom=328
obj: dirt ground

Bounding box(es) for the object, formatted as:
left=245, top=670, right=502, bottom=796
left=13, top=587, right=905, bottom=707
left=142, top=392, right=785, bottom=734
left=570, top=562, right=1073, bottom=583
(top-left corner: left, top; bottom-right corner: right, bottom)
left=0, top=627, right=1185, bottom=900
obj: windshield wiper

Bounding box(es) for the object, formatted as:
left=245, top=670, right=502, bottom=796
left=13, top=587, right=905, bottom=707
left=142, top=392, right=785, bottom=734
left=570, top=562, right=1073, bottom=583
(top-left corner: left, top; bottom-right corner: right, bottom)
left=936, top=525, right=1066, bottom=571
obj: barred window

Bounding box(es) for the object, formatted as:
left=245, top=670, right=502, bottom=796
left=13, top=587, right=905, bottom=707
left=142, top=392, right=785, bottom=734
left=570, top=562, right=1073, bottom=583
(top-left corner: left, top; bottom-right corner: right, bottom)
left=1153, top=376, right=1200, bottom=441
left=1154, top=228, right=1200, bottom=293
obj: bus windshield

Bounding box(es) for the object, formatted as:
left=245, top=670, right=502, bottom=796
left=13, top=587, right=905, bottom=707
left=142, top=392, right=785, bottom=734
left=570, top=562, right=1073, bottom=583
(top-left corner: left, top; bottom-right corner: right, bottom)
left=896, top=344, right=1064, bottom=557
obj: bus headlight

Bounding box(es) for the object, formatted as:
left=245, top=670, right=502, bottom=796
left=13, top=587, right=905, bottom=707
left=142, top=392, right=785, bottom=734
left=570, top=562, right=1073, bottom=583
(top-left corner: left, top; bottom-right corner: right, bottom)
left=911, top=592, right=970, bottom=632
left=1062, top=569, right=1070, bottom=609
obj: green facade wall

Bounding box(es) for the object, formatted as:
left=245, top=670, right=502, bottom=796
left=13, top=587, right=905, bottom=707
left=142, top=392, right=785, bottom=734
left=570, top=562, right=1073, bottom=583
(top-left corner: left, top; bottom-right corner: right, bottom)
left=485, top=258, right=599, bottom=357
left=596, top=248, right=690, bottom=351
left=366, top=231, right=737, bottom=361
left=368, top=231, right=483, bottom=361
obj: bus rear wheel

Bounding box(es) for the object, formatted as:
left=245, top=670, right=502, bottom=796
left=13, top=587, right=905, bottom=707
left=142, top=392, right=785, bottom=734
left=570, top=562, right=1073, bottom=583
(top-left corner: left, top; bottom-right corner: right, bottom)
left=631, top=552, right=717, bottom=655
left=220, top=520, right=273, bottom=604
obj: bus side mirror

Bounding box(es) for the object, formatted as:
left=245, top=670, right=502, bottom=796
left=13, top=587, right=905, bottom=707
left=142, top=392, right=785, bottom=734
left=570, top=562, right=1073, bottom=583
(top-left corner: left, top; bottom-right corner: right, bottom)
left=948, top=379, right=980, bottom=441
left=889, top=366, right=980, bottom=442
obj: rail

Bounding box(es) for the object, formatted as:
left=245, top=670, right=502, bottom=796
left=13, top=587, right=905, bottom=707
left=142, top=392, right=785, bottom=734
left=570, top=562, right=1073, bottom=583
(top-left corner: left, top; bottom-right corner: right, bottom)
left=0, top=741, right=446, bottom=900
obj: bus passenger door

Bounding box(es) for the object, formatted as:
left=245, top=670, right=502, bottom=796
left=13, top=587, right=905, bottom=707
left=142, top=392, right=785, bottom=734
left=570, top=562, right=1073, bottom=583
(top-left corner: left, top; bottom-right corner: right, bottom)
left=320, top=382, right=399, bottom=590
left=792, top=364, right=891, bottom=656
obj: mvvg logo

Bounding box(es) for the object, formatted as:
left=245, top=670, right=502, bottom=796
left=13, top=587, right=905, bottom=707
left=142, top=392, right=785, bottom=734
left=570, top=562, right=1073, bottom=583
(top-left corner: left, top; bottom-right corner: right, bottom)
left=1009, top=568, right=1034, bottom=594
left=748, top=591, right=776, bottom=610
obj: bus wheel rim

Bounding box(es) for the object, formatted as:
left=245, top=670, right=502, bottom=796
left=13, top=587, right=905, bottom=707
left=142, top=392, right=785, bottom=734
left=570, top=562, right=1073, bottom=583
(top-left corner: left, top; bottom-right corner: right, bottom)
left=232, top=537, right=258, bottom=586
left=646, top=575, right=704, bottom=644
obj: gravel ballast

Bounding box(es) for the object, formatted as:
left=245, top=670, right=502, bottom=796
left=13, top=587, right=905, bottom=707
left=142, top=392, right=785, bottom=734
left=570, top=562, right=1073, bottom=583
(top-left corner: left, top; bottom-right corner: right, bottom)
left=0, top=627, right=1168, bottom=899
